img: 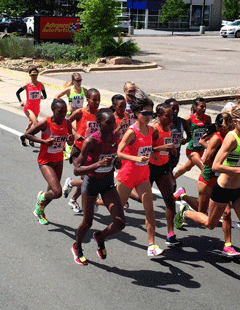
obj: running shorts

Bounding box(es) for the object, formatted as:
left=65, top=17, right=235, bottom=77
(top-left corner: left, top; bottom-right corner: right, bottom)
left=186, top=149, right=204, bottom=158
left=198, top=174, right=217, bottom=189
left=81, top=174, right=115, bottom=197
left=149, top=162, right=170, bottom=184
left=210, top=181, right=240, bottom=204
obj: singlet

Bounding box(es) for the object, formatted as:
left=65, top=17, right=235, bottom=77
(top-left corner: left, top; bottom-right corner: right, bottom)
left=38, top=117, right=68, bottom=164
left=202, top=132, right=224, bottom=181
left=118, top=123, right=152, bottom=175
left=74, top=107, right=98, bottom=150
left=114, top=112, right=130, bottom=144
left=149, top=122, right=172, bottom=166
left=125, top=103, right=135, bottom=125
left=187, top=114, right=210, bottom=152
left=223, top=131, right=240, bottom=167
left=25, top=82, right=42, bottom=115
left=87, top=131, right=118, bottom=178
left=69, top=86, right=85, bottom=108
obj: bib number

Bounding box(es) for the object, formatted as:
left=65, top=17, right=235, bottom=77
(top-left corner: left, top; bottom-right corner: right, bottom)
left=47, top=135, right=67, bottom=154
left=136, top=146, right=152, bottom=166
left=95, top=153, right=117, bottom=173
left=29, top=90, right=41, bottom=100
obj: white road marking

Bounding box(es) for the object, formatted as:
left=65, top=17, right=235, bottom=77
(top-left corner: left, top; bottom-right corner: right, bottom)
left=0, top=123, right=22, bottom=136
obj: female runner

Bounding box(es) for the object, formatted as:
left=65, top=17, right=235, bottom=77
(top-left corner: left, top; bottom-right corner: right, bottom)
left=16, top=67, right=47, bottom=147
left=174, top=97, right=211, bottom=180
left=71, top=108, right=125, bottom=265
left=62, top=88, right=100, bottom=212
left=116, top=90, right=165, bottom=257
left=24, top=99, right=74, bottom=225
left=175, top=106, right=240, bottom=254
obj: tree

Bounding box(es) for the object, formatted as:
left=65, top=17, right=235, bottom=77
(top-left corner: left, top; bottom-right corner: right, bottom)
left=222, top=0, right=240, bottom=21
left=77, top=0, right=121, bottom=56
left=160, top=0, right=189, bottom=35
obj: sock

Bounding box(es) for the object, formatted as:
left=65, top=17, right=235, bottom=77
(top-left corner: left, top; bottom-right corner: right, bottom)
left=168, top=232, right=174, bottom=238
left=180, top=193, right=186, bottom=200
left=224, top=242, right=232, bottom=248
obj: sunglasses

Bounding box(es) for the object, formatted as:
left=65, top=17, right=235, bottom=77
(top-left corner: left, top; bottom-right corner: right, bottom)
left=30, top=73, right=38, bottom=76
left=74, top=79, right=82, bottom=83
left=139, top=111, right=153, bottom=117
left=127, top=89, right=136, bottom=93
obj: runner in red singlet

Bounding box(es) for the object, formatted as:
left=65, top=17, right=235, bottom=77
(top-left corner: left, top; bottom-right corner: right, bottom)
left=16, top=67, right=47, bottom=147
left=24, top=99, right=74, bottom=225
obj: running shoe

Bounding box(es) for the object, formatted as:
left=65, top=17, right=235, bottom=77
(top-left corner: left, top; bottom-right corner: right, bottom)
left=29, top=140, right=34, bottom=147
left=65, top=144, right=72, bottom=158
left=93, top=231, right=107, bottom=259
left=68, top=199, right=82, bottom=213
left=165, top=235, right=183, bottom=246
left=174, top=187, right=186, bottom=201
left=34, top=191, right=48, bottom=225
left=19, top=135, right=27, bottom=147
left=123, top=202, right=129, bottom=209
left=148, top=244, right=165, bottom=257
left=63, top=177, right=72, bottom=198
left=71, top=243, right=88, bottom=265
left=222, top=246, right=240, bottom=257
left=174, top=204, right=190, bottom=229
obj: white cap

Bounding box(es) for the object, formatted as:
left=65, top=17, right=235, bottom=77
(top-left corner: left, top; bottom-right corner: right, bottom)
left=221, top=102, right=237, bottom=113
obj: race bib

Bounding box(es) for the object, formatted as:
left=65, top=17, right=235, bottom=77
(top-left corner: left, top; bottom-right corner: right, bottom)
left=119, top=121, right=130, bottom=139
left=29, top=90, right=41, bottom=100
left=136, top=146, right=152, bottom=166
left=95, top=153, right=117, bottom=173
left=126, top=105, right=135, bottom=125
left=47, top=135, right=67, bottom=154
left=72, top=95, right=84, bottom=108
left=171, top=131, right=183, bottom=148
left=85, top=121, right=99, bottom=137
left=193, top=128, right=206, bottom=147
left=160, top=137, right=172, bottom=155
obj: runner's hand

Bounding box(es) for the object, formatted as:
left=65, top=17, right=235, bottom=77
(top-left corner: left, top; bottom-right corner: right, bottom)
left=44, top=138, right=55, bottom=146
left=99, top=157, right=113, bottom=167
left=138, top=156, right=149, bottom=164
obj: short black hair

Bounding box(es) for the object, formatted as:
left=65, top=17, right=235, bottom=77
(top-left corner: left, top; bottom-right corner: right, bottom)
left=96, top=108, right=113, bottom=124
left=86, top=88, right=100, bottom=99
left=130, top=89, right=154, bottom=118
left=51, top=98, right=67, bottom=111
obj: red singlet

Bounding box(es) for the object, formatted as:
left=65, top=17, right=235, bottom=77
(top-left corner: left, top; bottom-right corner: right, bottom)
left=24, top=82, right=42, bottom=116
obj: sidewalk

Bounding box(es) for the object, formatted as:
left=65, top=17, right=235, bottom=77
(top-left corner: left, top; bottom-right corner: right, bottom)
left=130, top=29, right=220, bottom=37
left=0, top=66, right=224, bottom=182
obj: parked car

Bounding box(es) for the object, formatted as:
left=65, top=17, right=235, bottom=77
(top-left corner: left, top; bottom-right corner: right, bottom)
left=23, top=16, right=34, bottom=34
left=0, top=17, right=27, bottom=33
left=220, top=19, right=240, bottom=38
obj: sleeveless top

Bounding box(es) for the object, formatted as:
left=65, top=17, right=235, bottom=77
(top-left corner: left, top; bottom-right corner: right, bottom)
left=149, top=122, right=172, bottom=166
left=75, top=107, right=98, bottom=150
left=87, top=131, right=118, bottom=178
left=202, top=132, right=224, bottom=181
left=69, top=86, right=85, bottom=108
left=26, top=82, right=42, bottom=107
left=223, top=131, right=240, bottom=167
left=187, top=114, right=210, bottom=152
left=114, top=112, right=130, bottom=144
left=38, top=117, right=68, bottom=164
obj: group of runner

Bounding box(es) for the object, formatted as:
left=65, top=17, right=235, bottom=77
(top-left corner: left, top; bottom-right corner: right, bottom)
left=17, top=67, right=240, bottom=265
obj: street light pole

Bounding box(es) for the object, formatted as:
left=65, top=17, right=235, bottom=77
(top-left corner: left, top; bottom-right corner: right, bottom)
left=200, top=0, right=206, bottom=34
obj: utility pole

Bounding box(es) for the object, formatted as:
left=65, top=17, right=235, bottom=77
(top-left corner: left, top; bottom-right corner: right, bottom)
left=200, top=0, right=206, bottom=34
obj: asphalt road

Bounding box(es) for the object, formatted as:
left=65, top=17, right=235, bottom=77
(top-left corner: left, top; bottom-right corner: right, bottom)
left=1, top=107, right=240, bottom=310
left=47, top=35, right=240, bottom=95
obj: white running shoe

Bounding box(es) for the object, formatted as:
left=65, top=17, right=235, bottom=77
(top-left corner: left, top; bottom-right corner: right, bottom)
left=147, top=244, right=165, bottom=257
left=63, top=177, right=72, bottom=198
left=68, top=199, right=82, bottom=213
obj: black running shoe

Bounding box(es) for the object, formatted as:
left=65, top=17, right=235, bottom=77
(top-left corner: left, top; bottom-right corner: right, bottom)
left=29, top=140, right=34, bottom=147
left=93, top=231, right=107, bottom=259
left=19, top=135, right=27, bottom=147
left=165, top=235, right=183, bottom=246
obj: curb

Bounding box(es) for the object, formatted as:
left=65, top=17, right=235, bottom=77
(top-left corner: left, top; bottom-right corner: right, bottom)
left=39, top=62, right=159, bottom=75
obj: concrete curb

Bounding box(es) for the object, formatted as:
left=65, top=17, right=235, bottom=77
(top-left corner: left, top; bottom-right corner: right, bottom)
left=39, top=62, right=159, bottom=75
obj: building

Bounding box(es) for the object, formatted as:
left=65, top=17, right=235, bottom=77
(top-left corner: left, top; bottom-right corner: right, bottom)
left=118, top=0, right=224, bottom=30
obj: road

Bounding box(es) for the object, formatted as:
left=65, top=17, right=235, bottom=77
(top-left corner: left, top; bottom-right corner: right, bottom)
left=1, top=107, right=240, bottom=310
left=47, top=35, right=240, bottom=95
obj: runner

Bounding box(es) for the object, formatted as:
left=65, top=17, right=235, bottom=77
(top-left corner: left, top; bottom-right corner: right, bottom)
left=54, top=73, right=87, bottom=159
left=174, top=97, right=211, bottom=180
left=168, top=98, right=191, bottom=191
left=62, top=88, right=100, bottom=213
left=71, top=108, right=125, bottom=265
left=16, top=67, right=47, bottom=147
left=148, top=102, right=182, bottom=246
left=116, top=89, right=165, bottom=257
left=175, top=106, right=240, bottom=255
left=24, top=98, right=74, bottom=225
left=123, top=81, right=137, bottom=125
left=111, top=94, right=130, bottom=144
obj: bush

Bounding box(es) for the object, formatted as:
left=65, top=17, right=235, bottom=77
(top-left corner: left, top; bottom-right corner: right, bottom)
left=0, top=36, right=34, bottom=59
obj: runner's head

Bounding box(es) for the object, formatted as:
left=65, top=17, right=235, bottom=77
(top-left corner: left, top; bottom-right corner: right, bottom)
left=156, top=101, right=173, bottom=127
left=111, top=94, right=126, bottom=116
left=131, top=89, right=153, bottom=125
left=51, top=98, right=67, bottom=123
left=192, top=97, right=206, bottom=115
left=230, top=106, right=240, bottom=132
left=96, top=108, right=116, bottom=135
left=71, top=73, right=82, bottom=87
left=86, top=88, right=100, bottom=113
left=165, top=98, right=178, bottom=120
left=123, top=81, right=137, bottom=103
left=29, top=67, right=39, bottom=79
